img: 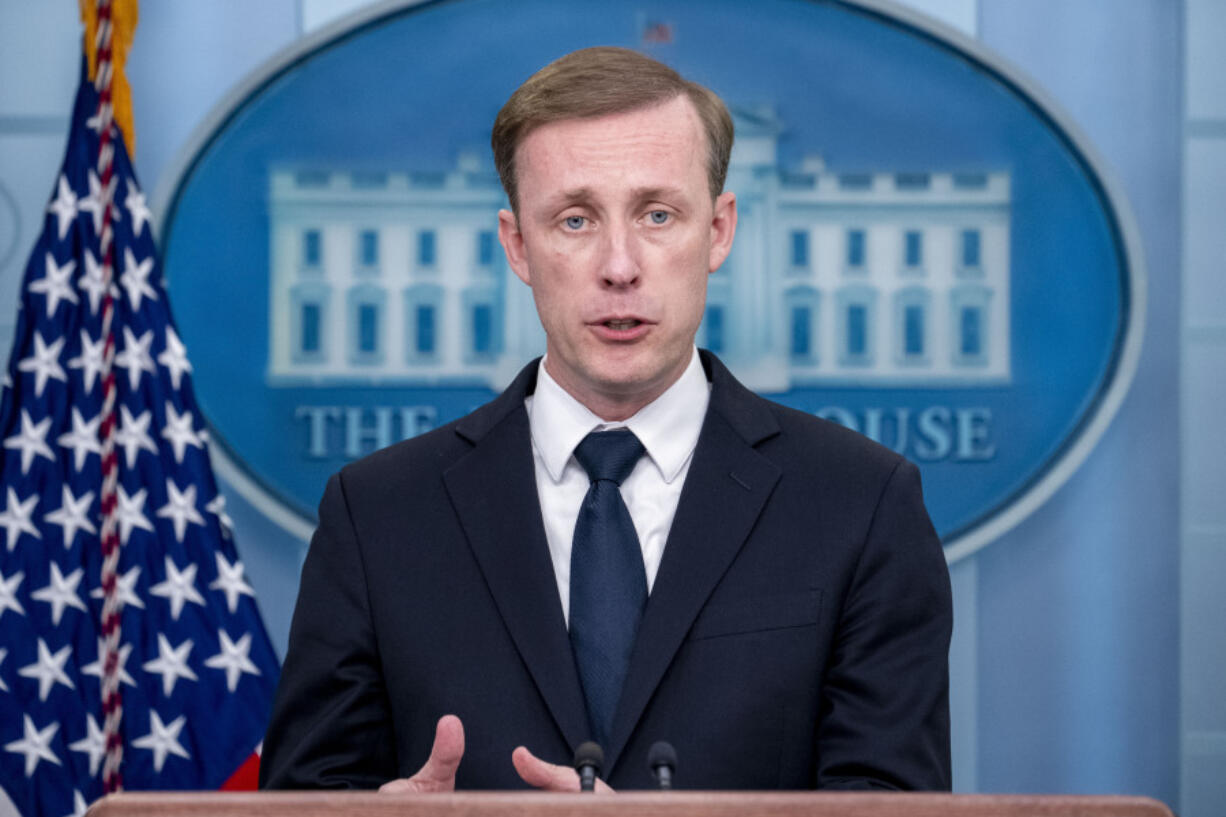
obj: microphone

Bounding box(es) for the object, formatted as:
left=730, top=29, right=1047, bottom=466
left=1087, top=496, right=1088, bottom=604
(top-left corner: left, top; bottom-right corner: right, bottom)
left=648, top=741, right=677, bottom=790
left=573, top=741, right=604, bottom=792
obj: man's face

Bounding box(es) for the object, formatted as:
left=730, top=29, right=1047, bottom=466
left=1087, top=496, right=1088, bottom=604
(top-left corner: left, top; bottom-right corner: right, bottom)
left=499, top=95, right=737, bottom=419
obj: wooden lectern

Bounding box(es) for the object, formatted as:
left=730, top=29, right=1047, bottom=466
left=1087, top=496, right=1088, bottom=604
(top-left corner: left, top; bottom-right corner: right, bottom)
left=86, top=791, right=1174, bottom=817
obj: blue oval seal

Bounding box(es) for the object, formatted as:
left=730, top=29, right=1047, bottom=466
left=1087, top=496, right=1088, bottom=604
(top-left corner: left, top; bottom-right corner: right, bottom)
left=157, top=0, right=1144, bottom=562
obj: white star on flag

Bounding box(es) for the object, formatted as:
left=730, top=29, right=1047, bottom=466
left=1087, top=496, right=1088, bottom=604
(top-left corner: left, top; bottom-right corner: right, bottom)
left=17, top=332, right=68, bottom=398
left=115, top=484, right=156, bottom=545
left=3, top=410, right=56, bottom=475
left=57, top=407, right=103, bottom=471
left=30, top=562, right=87, bottom=626
left=85, top=110, right=109, bottom=135
left=0, top=569, right=24, bottom=618
left=28, top=253, right=79, bottom=317
left=46, top=175, right=78, bottom=241
left=81, top=636, right=137, bottom=686
left=142, top=634, right=198, bottom=697
left=0, top=648, right=7, bottom=692
left=4, top=411, right=57, bottom=476
left=157, top=327, right=192, bottom=390
left=115, top=405, right=158, bottom=468
left=162, top=403, right=203, bottom=464
left=44, top=485, right=97, bottom=549
left=78, top=248, right=113, bottom=315
left=156, top=479, right=205, bottom=543
left=209, top=552, right=256, bottom=614
left=68, top=714, right=107, bottom=778
left=77, top=169, right=118, bottom=236
left=17, top=638, right=75, bottom=701
left=205, top=630, right=261, bottom=692
left=67, top=330, right=106, bottom=394
left=206, top=494, right=233, bottom=538
left=131, top=711, right=190, bottom=773
left=119, top=247, right=157, bottom=311
left=125, top=179, right=152, bottom=236
left=149, top=556, right=206, bottom=620
left=0, top=487, right=41, bottom=550
left=115, top=326, right=156, bottom=390
left=4, top=714, right=61, bottom=777
left=88, top=564, right=144, bottom=611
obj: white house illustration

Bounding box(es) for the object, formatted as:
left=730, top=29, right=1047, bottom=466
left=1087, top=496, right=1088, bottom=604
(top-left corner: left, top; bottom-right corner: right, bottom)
left=266, top=110, right=1010, bottom=392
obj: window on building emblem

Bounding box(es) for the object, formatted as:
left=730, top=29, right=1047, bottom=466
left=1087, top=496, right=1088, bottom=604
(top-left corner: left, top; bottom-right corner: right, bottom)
left=358, top=304, right=378, bottom=354
left=904, top=304, right=925, bottom=357
left=785, top=287, right=820, bottom=363
left=904, top=231, right=923, bottom=269
left=703, top=305, right=724, bottom=353
left=790, top=230, right=809, bottom=268
left=836, top=286, right=874, bottom=366
left=847, top=304, right=868, bottom=357
left=950, top=284, right=991, bottom=367
left=303, top=230, right=321, bottom=267
left=960, top=306, right=982, bottom=357
left=791, top=306, right=812, bottom=358
left=472, top=304, right=493, bottom=355
left=360, top=230, right=379, bottom=267
left=419, top=230, right=437, bottom=266
left=301, top=303, right=320, bottom=354
left=847, top=229, right=866, bottom=269
left=291, top=282, right=329, bottom=364
left=961, top=229, right=981, bottom=268
left=346, top=286, right=385, bottom=363
left=416, top=305, right=435, bottom=354
left=477, top=231, right=495, bottom=266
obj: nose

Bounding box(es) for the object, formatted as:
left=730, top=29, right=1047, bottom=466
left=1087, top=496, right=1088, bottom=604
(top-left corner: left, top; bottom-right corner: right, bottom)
left=599, top=223, right=641, bottom=289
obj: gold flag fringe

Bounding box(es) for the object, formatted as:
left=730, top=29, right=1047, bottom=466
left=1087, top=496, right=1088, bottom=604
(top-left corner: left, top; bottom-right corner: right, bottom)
left=79, top=0, right=139, bottom=157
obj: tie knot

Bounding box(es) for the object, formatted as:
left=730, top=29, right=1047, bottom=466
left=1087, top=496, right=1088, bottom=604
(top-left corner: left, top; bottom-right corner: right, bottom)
left=573, top=429, right=644, bottom=485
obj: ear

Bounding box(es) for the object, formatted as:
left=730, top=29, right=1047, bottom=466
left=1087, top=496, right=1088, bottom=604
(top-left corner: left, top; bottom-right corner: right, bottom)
left=498, top=209, right=532, bottom=286
left=707, top=191, right=737, bottom=274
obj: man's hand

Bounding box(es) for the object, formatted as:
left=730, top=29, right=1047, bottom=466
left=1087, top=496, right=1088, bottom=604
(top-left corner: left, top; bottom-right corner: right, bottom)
left=511, top=745, right=615, bottom=793
left=378, top=715, right=465, bottom=793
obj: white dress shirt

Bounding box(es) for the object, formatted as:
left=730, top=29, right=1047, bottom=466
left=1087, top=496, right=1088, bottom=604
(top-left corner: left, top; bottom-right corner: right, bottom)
left=525, top=348, right=710, bottom=625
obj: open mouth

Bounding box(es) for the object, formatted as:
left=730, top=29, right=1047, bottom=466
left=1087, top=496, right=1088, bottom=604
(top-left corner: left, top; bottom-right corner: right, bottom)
left=603, top=319, right=642, bottom=330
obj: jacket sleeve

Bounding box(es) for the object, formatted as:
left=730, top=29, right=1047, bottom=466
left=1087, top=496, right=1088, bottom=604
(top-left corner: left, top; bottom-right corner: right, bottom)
left=259, top=471, right=399, bottom=789
left=815, top=458, right=953, bottom=791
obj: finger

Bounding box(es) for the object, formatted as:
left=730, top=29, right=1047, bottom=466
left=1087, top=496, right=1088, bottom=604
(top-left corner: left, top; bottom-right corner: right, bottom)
left=511, top=746, right=615, bottom=793
left=381, top=715, right=465, bottom=793
left=416, top=714, right=465, bottom=786
left=512, top=746, right=579, bottom=791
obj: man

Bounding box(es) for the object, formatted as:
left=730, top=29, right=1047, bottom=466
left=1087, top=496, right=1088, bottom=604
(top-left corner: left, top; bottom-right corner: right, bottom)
left=260, top=47, right=952, bottom=792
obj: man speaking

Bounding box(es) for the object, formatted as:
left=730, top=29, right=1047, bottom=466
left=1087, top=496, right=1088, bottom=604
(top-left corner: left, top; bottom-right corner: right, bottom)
left=260, top=47, right=952, bottom=792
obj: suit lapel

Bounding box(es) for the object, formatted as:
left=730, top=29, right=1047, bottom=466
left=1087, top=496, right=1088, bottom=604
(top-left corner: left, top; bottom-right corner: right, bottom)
left=442, top=363, right=591, bottom=753
left=605, top=354, right=782, bottom=771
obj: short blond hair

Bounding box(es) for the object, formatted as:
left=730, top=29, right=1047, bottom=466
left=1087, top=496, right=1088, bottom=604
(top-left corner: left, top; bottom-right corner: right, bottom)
left=491, top=47, right=734, bottom=211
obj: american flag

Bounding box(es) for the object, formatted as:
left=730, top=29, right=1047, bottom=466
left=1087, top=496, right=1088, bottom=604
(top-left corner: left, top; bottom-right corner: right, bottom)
left=640, top=20, right=674, bottom=45
left=0, top=43, right=279, bottom=817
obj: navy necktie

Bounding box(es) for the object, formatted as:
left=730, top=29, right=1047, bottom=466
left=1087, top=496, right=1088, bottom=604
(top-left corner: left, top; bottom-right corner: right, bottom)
left=569, top=429, right=648, bottom=747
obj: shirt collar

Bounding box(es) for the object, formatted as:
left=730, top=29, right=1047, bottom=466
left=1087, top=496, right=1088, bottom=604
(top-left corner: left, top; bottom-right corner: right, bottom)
left=527, top=347, right=710, bottom=485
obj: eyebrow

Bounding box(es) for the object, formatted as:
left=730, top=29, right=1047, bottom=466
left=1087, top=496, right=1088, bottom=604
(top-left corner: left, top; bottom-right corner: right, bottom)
left=540, top=185, right=690, bottom=212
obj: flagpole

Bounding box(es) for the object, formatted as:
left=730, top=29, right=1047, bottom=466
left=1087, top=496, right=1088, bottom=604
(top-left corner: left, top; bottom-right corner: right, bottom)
left=91, top=0, right=125, bottom=794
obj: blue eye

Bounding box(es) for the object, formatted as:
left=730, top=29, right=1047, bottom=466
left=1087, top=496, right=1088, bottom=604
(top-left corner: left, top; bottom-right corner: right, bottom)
left=564, top=216, right=586, bottom=230
left=649, top=210, right=670, bottom=224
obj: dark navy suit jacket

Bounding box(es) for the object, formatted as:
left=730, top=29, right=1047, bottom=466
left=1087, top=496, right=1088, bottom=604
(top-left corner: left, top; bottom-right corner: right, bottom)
left=260, top=352, right=952, bottom=790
